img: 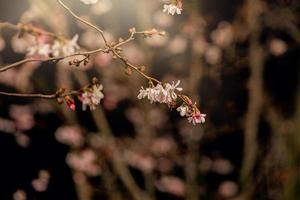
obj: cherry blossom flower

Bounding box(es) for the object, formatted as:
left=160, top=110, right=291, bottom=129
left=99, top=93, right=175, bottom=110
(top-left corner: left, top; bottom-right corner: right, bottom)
left=26, top=43, right=51, bottom=57
left=51, top=35, right=80, bottom=57
left=165, top=80, right=183, bottom=101
left=163, top=1, right=183, bottom=15
left=80, top=84, right=104, bottom=111
left=80, top=0, right=98, bottom=5
left=137, top=80, right=182, bottom=104
left=177, top=103, right=206, bottom=125
left=188, top=110, right=206, bottom=125
left=176, top=104, right=189, bottom=117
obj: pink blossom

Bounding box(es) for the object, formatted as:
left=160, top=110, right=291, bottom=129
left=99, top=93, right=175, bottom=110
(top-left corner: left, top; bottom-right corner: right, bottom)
left=55, top=126, right=83, bottom=147
left=66, top=149, right=101, bottom=176
left=156, top=176, right=186, bottom=197
left=137, top=80, right=182, bottom=104
left=188, top=111, right=206, bottom=125
left=31, top=170, right=50, bottom=192
left=163, top=1, right=183, bottom=15
left=80, top=84, right=104, bottom=111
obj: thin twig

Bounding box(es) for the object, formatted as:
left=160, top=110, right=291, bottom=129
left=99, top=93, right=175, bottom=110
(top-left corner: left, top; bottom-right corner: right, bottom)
left=57, top=0, right=109, bottom=46
left=0, top=48, right=106, bottom=72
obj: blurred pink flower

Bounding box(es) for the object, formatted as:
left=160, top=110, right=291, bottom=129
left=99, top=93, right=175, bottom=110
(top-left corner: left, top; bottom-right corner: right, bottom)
left=124, top=150, right=156, bottom=173
left=0, top=117, right=16, bottom=133
left=94, top=52, right=112, bottom=67
left=153, top=11, right=174, bottom=27
left=13, top=189, right=27, bottom=200
left=55, top=126, right=83, bottom=147
left=211, top=21, right=234, bottom=47
left=15, top=132, right=30, bottom=148
left=156, top=176, right=186, bottom=197
left=193, top=36, right=208, bottom=55
left=168, top=35, right=188, bottom=54
left=151, top=137, right=176, bottom=155
left=9, top=105, right=35, bottom=131
left=218, top=181, right=239, bottom=198
left=31, top=170, right=50, bottom=192
left=66, top=149, right=101, bottom=176
left=269, top=38, right=287, bottom=56
left=212, top=158, right=234, bottom=175
left=205, top=45, right=222, bottom=65
left=11, top=34, right=36, bottom=54
left=123, top=44, right=145, bottom=65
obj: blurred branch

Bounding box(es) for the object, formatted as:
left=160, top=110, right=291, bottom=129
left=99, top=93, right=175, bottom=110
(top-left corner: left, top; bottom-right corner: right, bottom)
left=239, top=0, right=265, bottom=198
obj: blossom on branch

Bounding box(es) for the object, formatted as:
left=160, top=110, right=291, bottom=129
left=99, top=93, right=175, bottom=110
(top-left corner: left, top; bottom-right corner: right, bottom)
left=177, top=103, right=206, bottom=125
left=137, top=80, right=182, bottom=104
left=26, top=43, right=51, bottom=58
left=163, top=0, right=183, bottom=15
left=79, top=84, right=104, bottom=111
left=52, top=34, right=80, bottom=57
left=137, top=81, right=205, bottom=125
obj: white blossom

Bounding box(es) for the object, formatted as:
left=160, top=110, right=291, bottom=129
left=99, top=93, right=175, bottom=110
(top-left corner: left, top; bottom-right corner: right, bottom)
left=137, top=80, right=182, bottom=104
left=80, top=0, right=98, bottom=5
left=163, top=2, right=182, bottom=15
left=153, top=84, right=169, bottom=103
left=52, top=34, right=80, bottom=57
left=137, top=87, right=149, bottom=99
left=26, top=43, right=51, bottom=57
left=80, top=84, right=104, bottom=111
left=176, top=104, right=189, bottom=117
left=165, top=80, right=183, bottom=101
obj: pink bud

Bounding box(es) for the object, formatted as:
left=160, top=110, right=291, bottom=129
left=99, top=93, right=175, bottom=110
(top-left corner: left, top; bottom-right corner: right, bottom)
left=66, top=99, right=76, bottom=111
left=69, top=103, right=76, bottom=111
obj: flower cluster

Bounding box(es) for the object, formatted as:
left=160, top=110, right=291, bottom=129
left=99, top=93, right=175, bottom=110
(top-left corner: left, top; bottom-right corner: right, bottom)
left=137, top=80, right=182, bottom=104
left=52, top=34, right=80, bottom=57
left=56, top=78, right=104, bottom=112
left=163, top=0, right=183, bottom=15
left=79, top=84, right=104, bottom=111
left=26, top=34, right=80, bottom=58
left=137, top=81, right=206, bottom=125
left=177, top=103, right=206, bottom=125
